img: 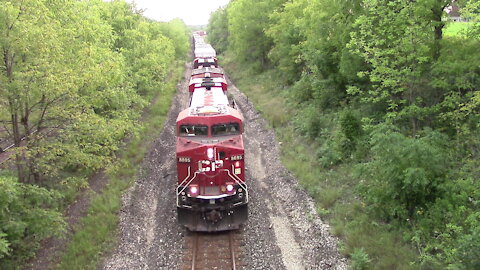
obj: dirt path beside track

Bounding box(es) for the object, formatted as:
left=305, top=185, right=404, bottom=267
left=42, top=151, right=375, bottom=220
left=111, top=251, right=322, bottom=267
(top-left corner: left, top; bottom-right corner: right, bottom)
left=101, top=62, right=347, bottom=269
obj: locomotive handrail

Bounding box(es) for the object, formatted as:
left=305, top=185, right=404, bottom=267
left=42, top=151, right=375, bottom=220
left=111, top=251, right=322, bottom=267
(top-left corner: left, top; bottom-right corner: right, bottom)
left=178, top=166, right=191, bottom=187
left=177, top=170, right=201, bottom=196
left=227, top=165, right=249, bottom=204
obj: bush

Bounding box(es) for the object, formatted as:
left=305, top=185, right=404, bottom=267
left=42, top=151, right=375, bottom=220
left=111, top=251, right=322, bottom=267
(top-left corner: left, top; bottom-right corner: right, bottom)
left=356, top=124, right=450, bottom=221
left=317, top=137, right=343, bottom=167
left=457, top=212, right=480, bottom=269
left=350, top=248, right=371, bottom=270
left=293, top=104, right=324, bottom=140
left=0, top=173, right=65, bottom=263
left=291, top=75, right=315, bottom=103
left=341, top=114, right=359, bottom=138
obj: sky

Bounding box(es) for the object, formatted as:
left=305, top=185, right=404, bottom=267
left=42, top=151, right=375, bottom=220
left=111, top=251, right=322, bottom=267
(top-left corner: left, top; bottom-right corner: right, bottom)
left=126, top=0, right=231, bottom=26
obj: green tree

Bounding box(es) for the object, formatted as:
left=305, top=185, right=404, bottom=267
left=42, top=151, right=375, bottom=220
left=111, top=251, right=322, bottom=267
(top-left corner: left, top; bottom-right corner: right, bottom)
left=0, top=0, right=189, bottom=265
left=207, top=7, right=229, bottom=55
left=0, top=0, right=82, bottom=182
left=266, top=0, right=307, bottom=84
left=299, top=0, right=365, bottom=109
left=159, top=18, right=190, bottom=59
left=357, top=124, right=449, bottom=220
left=227, top=0, right=287, bottom=67
left=348, top=0, right=433, bottom=134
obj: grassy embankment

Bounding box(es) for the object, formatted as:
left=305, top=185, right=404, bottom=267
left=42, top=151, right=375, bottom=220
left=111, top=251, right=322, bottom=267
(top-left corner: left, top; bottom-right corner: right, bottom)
left=56, top=62, right=184, bottom=270
left=222, top=55, right=418, bottom=269
left=444, top=21, right=472, bottom=37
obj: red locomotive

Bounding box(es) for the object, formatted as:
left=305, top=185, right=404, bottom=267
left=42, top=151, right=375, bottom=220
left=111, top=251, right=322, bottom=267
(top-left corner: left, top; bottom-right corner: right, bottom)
left=176, top=32, right=248, bottom=231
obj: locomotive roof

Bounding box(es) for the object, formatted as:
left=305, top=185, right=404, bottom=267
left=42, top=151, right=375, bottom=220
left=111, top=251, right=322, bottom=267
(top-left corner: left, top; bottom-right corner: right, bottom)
left=176, top=106, right=243, bottom=126
left=194, top=44, right=216, bottom=58
left=189, top=76, right=227, bottom=92
left=192, top=67, right=224, bottom=76
left=176, top=87, right=242, bottom=124
left=195, top=58, right=216, bottom=63
left=189, top=76, right=226, bottom=84
left=190, top=87, right=229, bottom=109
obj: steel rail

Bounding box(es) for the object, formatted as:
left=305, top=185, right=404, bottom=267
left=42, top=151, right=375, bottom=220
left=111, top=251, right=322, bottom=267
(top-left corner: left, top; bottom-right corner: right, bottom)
left=3, top=142, right=15, bottom=152
left=0, top=143, right=17, bottom=164
left=191, top=233, right=199, bottom=270
left=229, top=231, right=237, bottom=270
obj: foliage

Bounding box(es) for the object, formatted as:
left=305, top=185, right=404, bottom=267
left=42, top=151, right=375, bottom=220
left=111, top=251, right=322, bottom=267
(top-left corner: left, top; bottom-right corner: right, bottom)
left=0, top=173, right=65, bottom=261
left=357, top=124, right=450, bottom=220
left=0, top=0, right=189, bottom=266
left=58, top=61, right=184, bottom=270
left=223, top=58, right=419, bottom=269
left=430, top=38, right=480, bottom=137
left=350, top=248, right=371, bottom=270
left=227, top=0, right=287, bottom=68
left=158, top=19, right=190, bottom=59
left=463, top=0, right=480, bottom=38
left=348, top=0, right=432, bottom=118
left=265, top=0, right=307, bottom=84
left=339, top=110, right=362, bottom=157
left=207, top=7, right=229, bottom=54
left=303, top=0, right=365, bottom=103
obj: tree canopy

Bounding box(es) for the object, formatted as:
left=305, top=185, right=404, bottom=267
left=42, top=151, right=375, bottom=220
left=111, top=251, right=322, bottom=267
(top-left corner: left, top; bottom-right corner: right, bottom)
left=0, top=0, right=189, bottom=265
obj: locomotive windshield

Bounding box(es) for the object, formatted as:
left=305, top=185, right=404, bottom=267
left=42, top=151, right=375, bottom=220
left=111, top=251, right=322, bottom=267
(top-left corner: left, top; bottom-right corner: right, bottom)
left=212, top=123, right=240, bottom=136
left=180, top=125, right=208, bottom=136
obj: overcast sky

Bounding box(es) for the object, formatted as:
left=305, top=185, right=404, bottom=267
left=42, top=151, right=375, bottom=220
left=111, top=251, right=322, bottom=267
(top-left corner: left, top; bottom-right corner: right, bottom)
left=126, top=0, right=230, bottom=26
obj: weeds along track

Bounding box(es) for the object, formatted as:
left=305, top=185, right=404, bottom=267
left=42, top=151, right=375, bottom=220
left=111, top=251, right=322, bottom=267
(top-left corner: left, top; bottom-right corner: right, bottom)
left=182, top=230, right=245, bottom=270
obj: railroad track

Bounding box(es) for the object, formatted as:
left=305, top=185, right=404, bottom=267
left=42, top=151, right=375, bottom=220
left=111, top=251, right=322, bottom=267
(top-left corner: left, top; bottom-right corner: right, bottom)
left=0, top=140, right=19, bottom=165
left=183, top=230, right=244, bottom=270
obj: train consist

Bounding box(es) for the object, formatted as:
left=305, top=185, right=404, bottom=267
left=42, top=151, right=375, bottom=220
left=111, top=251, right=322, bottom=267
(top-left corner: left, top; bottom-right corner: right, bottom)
left=175, top=31, right=248, bottom=232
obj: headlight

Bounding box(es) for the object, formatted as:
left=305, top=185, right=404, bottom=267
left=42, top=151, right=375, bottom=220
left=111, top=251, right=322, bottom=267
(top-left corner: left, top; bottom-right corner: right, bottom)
left=226, top=183, right=234, bottom=193
left=207, top=148, right=214, bottom=159
left=188, top=185, right=199, bottom=197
